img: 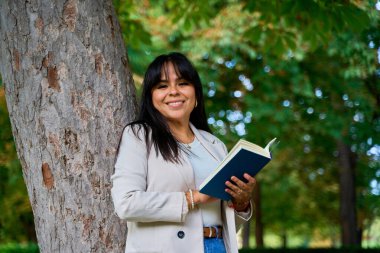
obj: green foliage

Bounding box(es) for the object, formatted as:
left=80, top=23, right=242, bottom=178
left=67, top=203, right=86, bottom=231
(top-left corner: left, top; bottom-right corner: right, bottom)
left=113, top=0, right=152, bottom=50
left=0, top=243, right=38, bottom=253
left=0, top=79, right=35, bottom=243
left=163, top=0, right=224, bottom=31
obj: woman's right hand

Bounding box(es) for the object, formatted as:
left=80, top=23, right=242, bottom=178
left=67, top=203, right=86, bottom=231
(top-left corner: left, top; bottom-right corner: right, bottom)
left=193, top=190, right=217, bottom=204
left=186, top=190, right=217, bottom=210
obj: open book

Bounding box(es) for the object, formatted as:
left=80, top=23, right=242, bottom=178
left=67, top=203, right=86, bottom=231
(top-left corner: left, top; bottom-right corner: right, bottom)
left=199, top=138, right=277, bottom=201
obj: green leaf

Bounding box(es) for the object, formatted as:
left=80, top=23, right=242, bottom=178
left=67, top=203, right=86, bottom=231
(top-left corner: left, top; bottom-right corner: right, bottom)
left=342, top=6, right=371, bottom=33
left=245, top=26, right=262, bottom=42
left=283, top=34, right=297, bottom=51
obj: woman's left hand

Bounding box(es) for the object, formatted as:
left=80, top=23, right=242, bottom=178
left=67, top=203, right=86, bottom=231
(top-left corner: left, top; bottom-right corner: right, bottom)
left=225, top=173, right=256, bottom=212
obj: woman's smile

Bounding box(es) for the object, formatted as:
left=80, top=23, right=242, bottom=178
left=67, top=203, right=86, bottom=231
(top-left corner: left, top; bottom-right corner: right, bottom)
left=166, top=100, right=185, bottom=108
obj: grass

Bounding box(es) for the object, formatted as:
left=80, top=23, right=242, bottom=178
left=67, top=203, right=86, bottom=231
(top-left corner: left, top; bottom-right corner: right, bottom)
left=0, top=243, right=39, bottom=253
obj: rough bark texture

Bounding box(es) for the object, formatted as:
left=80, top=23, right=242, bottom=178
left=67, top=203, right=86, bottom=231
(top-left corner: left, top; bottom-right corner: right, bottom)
left=0, top=0, right=136, bottom=252
left=338, top=140, right=358, bottom=246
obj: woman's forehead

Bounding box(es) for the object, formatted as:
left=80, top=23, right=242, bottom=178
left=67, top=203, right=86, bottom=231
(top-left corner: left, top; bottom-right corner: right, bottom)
left=160, top=61, right=182, bottom=80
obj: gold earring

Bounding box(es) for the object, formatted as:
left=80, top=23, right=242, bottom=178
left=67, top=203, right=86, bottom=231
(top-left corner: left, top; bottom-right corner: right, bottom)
left=195, top=100, right=198, bottom=108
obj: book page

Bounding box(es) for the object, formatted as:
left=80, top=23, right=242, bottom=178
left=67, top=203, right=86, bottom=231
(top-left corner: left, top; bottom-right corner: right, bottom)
left=264, top=138, right=277, bottom=153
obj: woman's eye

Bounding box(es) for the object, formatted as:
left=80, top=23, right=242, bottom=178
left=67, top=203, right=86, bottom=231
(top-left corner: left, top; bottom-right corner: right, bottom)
left=179, top=82, right=189, bottom=86
left=156, top=84, right=167, bottom=89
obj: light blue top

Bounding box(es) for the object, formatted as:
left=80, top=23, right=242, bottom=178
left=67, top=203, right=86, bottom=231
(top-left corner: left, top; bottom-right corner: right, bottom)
left=184, top=137, right=223, bottom=226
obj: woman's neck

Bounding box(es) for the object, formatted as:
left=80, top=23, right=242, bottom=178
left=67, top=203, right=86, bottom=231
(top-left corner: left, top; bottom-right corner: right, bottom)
left=168, top=121, right=194, bottom=144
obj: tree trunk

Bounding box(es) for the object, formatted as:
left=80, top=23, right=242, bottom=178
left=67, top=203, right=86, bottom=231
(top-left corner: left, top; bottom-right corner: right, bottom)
left=0, top=0, right=136, bottom=252
left=253, top=181, right=264, bottom=247
left=338, top=140, right=359, bottom=246
left=281, top=230, right=287, bottom=248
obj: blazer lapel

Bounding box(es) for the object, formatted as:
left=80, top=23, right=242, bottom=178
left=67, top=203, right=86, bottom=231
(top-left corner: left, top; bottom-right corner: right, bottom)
left=177, top=153, right=196, bottom=189
left=190, top=123, right=223, bottom=162
left=173, top=124, right=225, bottom=190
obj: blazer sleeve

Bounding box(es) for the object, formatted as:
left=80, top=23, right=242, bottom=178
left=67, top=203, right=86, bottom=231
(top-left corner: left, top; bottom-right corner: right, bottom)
left=111, top=126, right=189, bottom=223
left=234, top=201, right=253, bottom=230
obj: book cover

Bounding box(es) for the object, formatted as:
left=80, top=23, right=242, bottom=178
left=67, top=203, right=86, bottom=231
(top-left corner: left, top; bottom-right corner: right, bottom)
left=199, top=138, right=277, bottom=201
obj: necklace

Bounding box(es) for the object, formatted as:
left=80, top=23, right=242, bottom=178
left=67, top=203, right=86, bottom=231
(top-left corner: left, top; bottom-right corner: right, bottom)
left=181, top=134, right=196, bottom=149
left=172, top=127, right=195, bottom=149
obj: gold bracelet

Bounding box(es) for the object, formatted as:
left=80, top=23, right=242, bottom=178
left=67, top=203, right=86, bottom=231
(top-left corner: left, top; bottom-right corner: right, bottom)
left=189, top=189, right=195, bottom=210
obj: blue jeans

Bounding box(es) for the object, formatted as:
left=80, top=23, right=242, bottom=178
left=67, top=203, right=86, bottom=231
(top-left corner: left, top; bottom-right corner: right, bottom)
left=203, top=238, right=227, bottom=253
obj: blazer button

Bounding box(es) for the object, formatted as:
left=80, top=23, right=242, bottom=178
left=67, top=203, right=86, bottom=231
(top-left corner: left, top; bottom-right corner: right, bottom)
left=177, top=231, right=185, bottom=239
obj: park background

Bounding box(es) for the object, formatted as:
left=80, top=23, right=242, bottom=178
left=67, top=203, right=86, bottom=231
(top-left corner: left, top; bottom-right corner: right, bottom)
left=0, top=0, right=379, bottom=252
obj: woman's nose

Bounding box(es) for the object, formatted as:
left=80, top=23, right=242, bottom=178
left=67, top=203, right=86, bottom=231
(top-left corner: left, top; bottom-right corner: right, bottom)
left=169, top=85, right=179, bottom=95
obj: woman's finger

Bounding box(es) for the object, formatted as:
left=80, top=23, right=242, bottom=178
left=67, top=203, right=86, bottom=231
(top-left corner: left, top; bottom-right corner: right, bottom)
left=230, top=175, right=254, bottom=192
left=229, top=176, right=246, bottom=190
left=232, top=174, right=256, bottom=193
left=225, top=179, right=242, bottom=193
left=225, top=187, right=240, bottom=199
left=243, top=173, right=256, bottom=186
left=226, top=186, right=248, bottom=203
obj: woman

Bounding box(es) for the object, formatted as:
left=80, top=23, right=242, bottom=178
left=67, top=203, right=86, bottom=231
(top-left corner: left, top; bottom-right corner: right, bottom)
left=111, top=52, right=256, bottom=253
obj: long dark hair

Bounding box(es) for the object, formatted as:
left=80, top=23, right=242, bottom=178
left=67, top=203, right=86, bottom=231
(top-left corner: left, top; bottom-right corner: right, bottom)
left=126, top=52, right=211, bottom=163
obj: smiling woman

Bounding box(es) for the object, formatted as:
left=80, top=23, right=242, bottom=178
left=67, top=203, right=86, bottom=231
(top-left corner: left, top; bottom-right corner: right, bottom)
left=151, top=61, right=197, bottom=135
left=111, top=52, right=256, bottom=253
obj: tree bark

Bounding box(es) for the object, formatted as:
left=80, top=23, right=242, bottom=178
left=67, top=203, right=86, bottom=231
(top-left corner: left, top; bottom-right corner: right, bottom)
left=338, top=140, right=359, bottom=246
left=253, top=181, right=264, bottom=247
left=0, top=0, right=136, bottom=252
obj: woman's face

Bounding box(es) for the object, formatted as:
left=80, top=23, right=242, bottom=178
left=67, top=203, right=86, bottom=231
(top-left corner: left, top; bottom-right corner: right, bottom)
left=151, top=61, right=196, bottom=126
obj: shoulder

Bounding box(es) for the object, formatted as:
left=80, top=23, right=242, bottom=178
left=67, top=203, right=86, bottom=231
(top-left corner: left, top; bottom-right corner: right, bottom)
left=121, top=122, right=151, bottom=145
left=196, top=129, right=228, bottom=156
left=197, top=129, right=226, bottom=148
left=124, top=122, right=150, bottom=136
left=197, top=129, right=220, bottom=144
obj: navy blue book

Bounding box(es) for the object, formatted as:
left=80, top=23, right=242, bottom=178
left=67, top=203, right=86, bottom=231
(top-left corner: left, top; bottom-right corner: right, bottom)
left=199, top=138, right=277, bottom=201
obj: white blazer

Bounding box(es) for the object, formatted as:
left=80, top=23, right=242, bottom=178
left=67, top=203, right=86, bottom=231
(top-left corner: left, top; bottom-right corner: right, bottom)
left=111, top=123, right=252, bottom=253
